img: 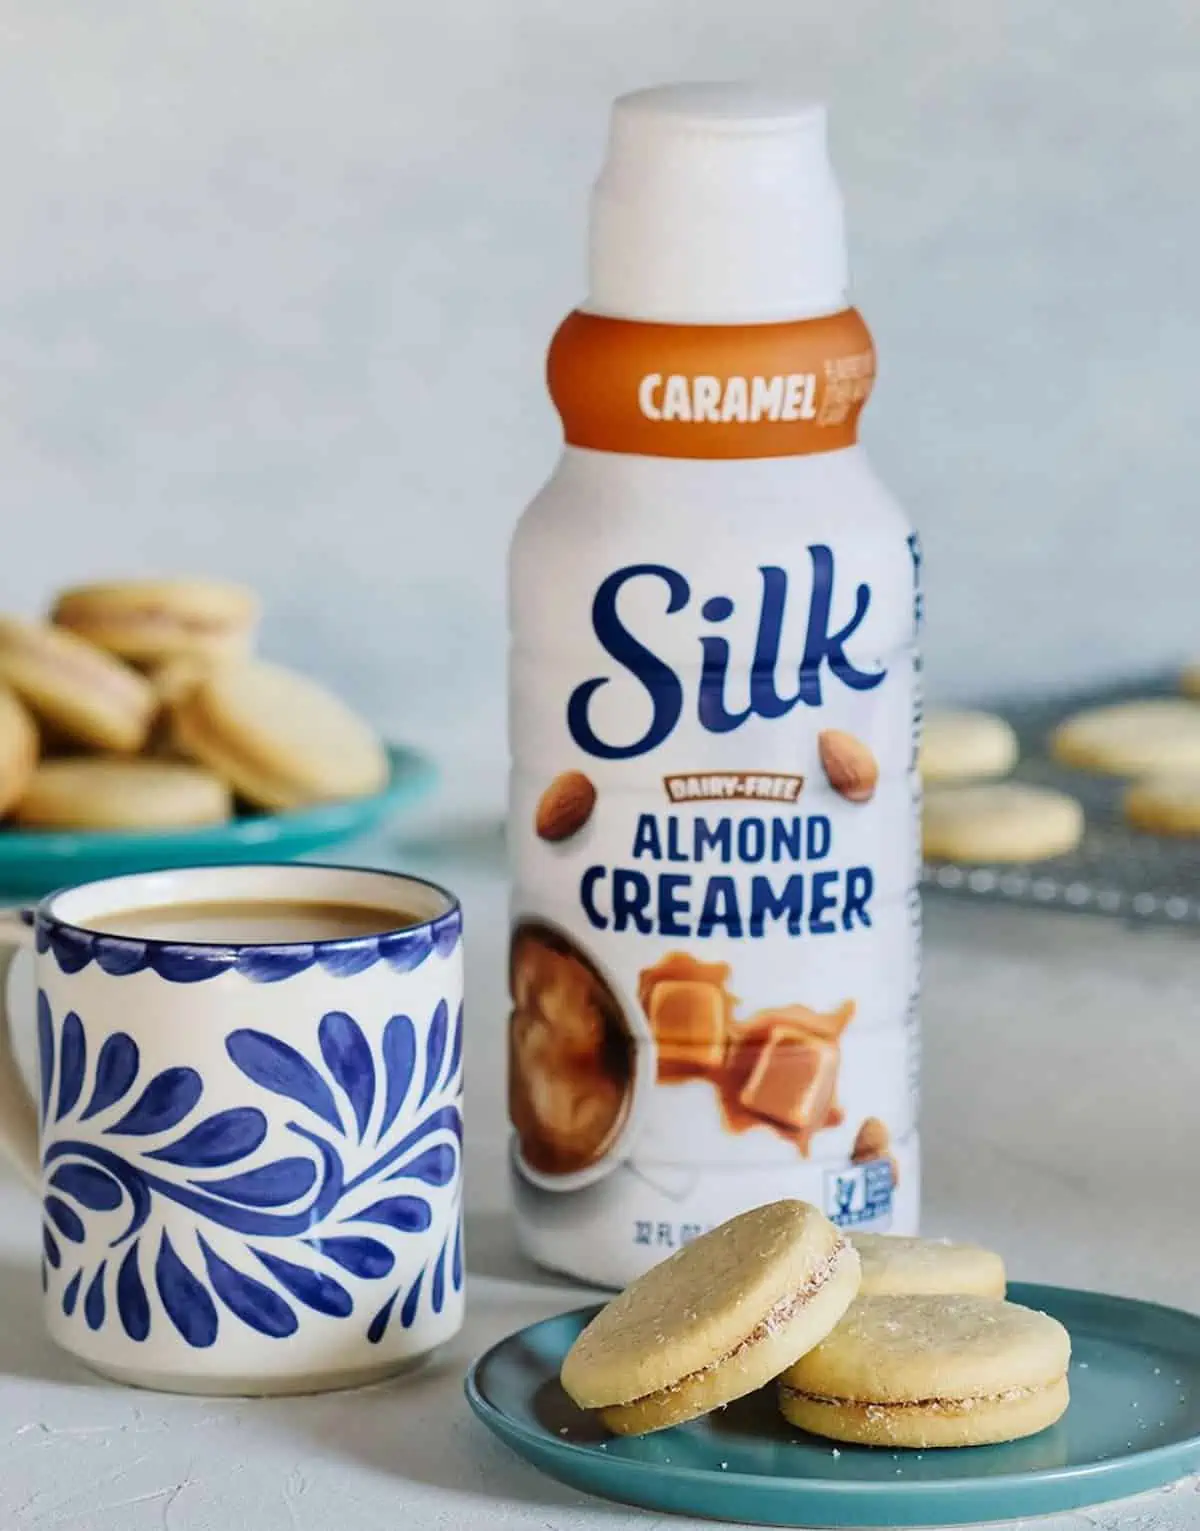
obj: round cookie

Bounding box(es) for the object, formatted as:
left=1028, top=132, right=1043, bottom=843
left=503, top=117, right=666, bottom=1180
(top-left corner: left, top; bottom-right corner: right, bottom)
left=779, top=1293, right=1070, bottom=1448
left=170, top=658, right=389, bottom=810
left=919, top=710, right=1019, bottom=785
left=52, top=578, right=258, bottom=664
left=560, top=1200, right=861, bottom=1436
left=0, top=617, right=155, bottom=753
left=0, top=685, right=38, bottom=816
left=14, top=759, right=231, bottom=830
left=1050, top=699, right=1200, bottom=776
left=1124, top=772, right=1200, bottom=837
left=851, top=1233, right=1006, bottom=1299
left=923, top=783, right=1084, bottom=863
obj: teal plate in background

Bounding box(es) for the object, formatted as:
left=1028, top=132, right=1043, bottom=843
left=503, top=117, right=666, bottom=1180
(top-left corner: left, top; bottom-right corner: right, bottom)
left=465, top=1283, right=1200, bottom=1528
left=0, top=745, right=435, bottom=897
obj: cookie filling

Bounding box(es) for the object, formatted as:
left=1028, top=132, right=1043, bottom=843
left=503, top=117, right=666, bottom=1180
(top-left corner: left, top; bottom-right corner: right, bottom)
left=780, top=1381, right=1053, bottom=1414
left=65, top=606, right=237, bottom=636
left=617, top=1239, right=851, bottom=1405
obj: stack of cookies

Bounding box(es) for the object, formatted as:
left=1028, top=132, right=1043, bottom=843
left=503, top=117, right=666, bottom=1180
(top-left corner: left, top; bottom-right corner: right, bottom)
left=560, top=1201, right=1071, bottom=1450
left=0, top=578, right=389, bottom=831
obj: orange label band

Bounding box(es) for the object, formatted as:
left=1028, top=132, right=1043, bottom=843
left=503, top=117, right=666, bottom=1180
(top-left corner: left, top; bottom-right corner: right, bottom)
left=547, top=308, right=875, bottom=459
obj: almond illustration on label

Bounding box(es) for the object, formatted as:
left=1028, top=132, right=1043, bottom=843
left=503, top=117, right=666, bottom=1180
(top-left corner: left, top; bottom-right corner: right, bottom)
left=818, top=729, right=879, bottom=803
left=851, top=1116, right=890, bottom=1161
left=851, top=1115, right=899, bottom=1186
left=535, top=770, right=597, bottom=841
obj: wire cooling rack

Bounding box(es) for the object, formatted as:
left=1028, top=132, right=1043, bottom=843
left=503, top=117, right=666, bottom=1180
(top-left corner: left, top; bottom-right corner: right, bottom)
left=921, top=677, right=1200, bottom=930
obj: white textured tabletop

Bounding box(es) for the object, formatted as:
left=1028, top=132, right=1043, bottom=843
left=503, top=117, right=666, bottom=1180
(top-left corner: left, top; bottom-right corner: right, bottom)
left=1, top=819, right=1197, bottom=1531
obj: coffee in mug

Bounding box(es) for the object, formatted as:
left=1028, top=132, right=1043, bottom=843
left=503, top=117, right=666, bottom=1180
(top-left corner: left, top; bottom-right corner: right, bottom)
left=94, top=899, right=419, bottom=944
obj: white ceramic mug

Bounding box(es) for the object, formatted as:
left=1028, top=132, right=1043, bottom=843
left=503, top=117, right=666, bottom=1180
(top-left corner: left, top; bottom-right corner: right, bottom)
left=0, top=863, right=464, bottom=1395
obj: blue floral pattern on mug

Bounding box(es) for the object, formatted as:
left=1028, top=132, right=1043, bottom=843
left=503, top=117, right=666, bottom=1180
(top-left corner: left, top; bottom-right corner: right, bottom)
left=38, top=984, right=465, bottom=1349
left=35, top=906, right=462, bottom=984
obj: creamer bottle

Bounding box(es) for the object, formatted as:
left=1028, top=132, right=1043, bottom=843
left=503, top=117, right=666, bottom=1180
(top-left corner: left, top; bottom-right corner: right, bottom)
left=508, top=83, right=921, bottom=1287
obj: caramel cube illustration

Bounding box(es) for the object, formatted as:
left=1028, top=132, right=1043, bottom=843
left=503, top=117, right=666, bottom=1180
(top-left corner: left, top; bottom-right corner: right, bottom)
left=638, top=950, right=733, bottom=1013
left=744, top=1000, right=855, bottom=1044
left=738, top=1027, right=838, bottom=1135
left=646, top=979, right=728, bottom=1072
left=639, top=950, right=736, bottom=1079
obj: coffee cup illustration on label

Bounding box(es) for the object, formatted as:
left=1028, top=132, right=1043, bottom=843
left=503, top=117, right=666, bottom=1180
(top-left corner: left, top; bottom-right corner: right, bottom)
left=509, top=918, right=655, bottom=1191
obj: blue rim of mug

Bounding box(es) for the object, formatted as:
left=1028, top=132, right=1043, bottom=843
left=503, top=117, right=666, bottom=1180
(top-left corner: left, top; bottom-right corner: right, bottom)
left=24, top=862, right=463, bottom=985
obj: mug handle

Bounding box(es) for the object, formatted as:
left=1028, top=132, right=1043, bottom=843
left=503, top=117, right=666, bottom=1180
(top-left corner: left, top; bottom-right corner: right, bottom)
left=0, top=909, right=39, bottom=1189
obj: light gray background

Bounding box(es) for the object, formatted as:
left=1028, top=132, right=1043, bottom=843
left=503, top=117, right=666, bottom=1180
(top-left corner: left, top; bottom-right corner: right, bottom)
left=0, top=1, right=1196, bottom=809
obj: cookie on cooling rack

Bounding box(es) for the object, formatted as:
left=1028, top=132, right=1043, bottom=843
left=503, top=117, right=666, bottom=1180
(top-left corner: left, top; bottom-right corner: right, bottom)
left=923, top=783, right=1084, bottom=863
left=1124, top=772, right=1200, bottom=837
left=1051, top=699, right=1200, bottom=776
left=920, top=710, right=1019, bottom=785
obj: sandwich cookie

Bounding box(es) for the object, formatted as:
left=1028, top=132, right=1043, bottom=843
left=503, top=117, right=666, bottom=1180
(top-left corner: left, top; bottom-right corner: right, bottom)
left=0, top=617, right=155, bottom=753
left=851, top=1233, right=1006, bottom=1299
left=923, top=783, right=1084, bottom=862
left=170, top=658, right=389, bottom=810
left=0, top=685, right=38, bottom=817
left=560, top=1199, right=860, bottom=1436
left=52, top=578, right=259, bottom=664
left=14, top=759, right=231, bottom=830
left=1050, top=699, right=1200, bottom=776
left=779, top=1293, right=1071, bottom=1448
left=920, top=710, right=1019, bottom=785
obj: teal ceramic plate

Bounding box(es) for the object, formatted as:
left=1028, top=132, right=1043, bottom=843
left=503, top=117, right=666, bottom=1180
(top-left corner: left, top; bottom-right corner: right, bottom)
left=0, top=745, right=435, bottom=896
left=466, top=1283, right=1200, bottom=1528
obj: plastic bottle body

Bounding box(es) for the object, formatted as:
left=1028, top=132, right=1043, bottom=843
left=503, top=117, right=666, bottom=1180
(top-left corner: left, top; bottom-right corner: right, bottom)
left=508, top=442, right=921, bottom=1287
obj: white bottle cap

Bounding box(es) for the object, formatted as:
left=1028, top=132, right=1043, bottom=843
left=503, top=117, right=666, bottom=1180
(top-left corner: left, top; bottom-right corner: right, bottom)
left=588, top=82, right=848, bottom=325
